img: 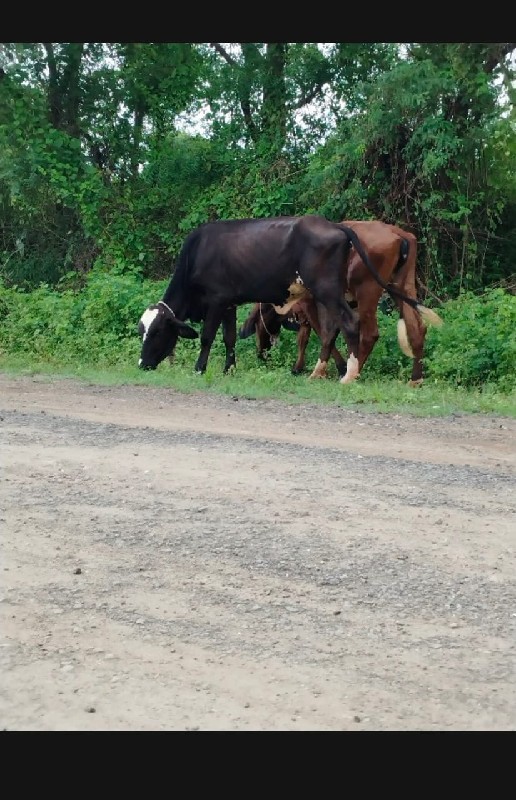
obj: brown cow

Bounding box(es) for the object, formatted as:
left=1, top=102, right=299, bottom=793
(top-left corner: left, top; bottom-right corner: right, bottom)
left=239, top=220, right=441, bottom=386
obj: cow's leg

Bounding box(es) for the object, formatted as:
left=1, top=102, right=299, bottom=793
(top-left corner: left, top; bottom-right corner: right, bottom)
left=309, top=303, right=332, bottom=378
left=331, top=343, right=348, bottom=378
left=257, top=323, right=273, bottom=361
left=221, top=305, right=237, bottom=374
left=313, top=335, right=347, bottom=378
left=257, top=305, right=283, bottom=361
left=395, top=301, right=426, bottom=386
left=342, top=284, right=383, bottom=383
left=194, top=306, right=225, bottom=374
left=305, top=325, right=347, bottom=379
left=336, top=302, right=361, bottom=383
left=309, top=301, right=354, bottom=380
left=244, top=304, right=273, bottom=360
left=300, top=237, right=359, bottom=381
left=292, top=304, right=346, bottom=378
left=291, top=323, right=311, bottom=374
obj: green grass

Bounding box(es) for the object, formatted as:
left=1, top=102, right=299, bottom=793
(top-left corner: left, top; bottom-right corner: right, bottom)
left=2, top=347, right=515, bottom=418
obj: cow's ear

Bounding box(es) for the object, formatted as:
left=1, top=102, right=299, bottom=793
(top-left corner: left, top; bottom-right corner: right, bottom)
left=176, top=321, right=198, bottom=339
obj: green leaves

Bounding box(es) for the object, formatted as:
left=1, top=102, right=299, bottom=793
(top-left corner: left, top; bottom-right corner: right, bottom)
left=0, top=42, right=514, bottom=301
left=1, top=273, right=513, bottom=392
left=425, top=288, right=516, bottom=389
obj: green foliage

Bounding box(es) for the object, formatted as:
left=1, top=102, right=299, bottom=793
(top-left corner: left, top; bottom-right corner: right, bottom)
left=0, top=41, right=515, bottom=305
left=424, top=288, right=516, bottom=390
left=0, top=270, right=166, bottom=365
left=298, top=49, right=516, bottom=295
left=177, top=150, right=305, bottom=235
left=0, top=55, right=107, bottom=286
left=0, top=42, right=204, bottom=287
left=119, top=43, right=201, bottom=121
left=1, top=276, right=515, bottom=409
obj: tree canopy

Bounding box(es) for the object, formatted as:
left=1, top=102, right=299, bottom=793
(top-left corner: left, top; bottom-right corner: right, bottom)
left=1, top=42, right=515, bottom=296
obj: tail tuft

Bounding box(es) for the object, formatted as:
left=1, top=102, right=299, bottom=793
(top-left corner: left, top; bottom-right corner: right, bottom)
left=238, top=320, right=256, bottom=339
left=417, top=304, right=443, bottom=327
left=397, top=319, right=415, bottom=358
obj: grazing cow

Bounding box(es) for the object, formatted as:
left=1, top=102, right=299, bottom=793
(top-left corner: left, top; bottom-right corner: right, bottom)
left=139, top=215, right=377, bottom=377
left=239, top=220, right=442, bottom=386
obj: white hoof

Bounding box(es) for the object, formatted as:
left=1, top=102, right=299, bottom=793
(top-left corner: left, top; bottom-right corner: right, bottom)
left=340, top=354, right=360, bottom=384
left=309, top=359, right=328, bottom=379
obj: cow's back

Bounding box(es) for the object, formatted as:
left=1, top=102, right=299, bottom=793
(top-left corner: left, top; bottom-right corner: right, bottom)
left=190, top=217, right=298, bottom=280
left=342, top=219, right=410, bottom=286
left=188, top=214, right=347, bottom=304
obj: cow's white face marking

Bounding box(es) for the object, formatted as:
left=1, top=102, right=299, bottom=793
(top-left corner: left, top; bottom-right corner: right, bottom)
left=139, top=308, right=159, bottom=342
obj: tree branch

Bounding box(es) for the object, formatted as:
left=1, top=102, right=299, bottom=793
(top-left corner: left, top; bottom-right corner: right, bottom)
left=294, top=83, right=324, bottom=110
left=62, top=43, right=85, bottom=137
left=416, top=278, right=446, bottom=306
left=209, top=43, right=238, bottom=67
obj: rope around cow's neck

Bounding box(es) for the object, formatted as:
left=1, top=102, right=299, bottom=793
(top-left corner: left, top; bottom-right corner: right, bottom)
left=158, top=300, right=175, bottom=318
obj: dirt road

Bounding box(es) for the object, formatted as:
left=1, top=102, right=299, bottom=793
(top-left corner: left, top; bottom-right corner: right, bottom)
left=1, top=373, right=515, bottom=730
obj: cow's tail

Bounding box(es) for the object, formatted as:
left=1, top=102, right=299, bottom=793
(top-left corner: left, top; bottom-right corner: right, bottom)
left=238, top=303, right=260, bottom=339
left=393, top=238, right=415, bottom=357
left=338, top=224, right=443, bottom=329
left=397, top=318, right=414, bottom=358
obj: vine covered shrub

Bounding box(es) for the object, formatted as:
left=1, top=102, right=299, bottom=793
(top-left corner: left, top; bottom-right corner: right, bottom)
left=1, top=276, right=515, bottom=392
left=0, top=270, right=167, bottom=365
left=424, top=288, right=516, bottom=390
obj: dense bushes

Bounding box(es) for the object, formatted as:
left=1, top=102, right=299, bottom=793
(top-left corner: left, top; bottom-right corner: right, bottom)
left=423, top=288, right=516, bottom=391
left=0, top=270, right=165, bottom=365
left=1, top=273, right=514, bottom=391
left=0, top=271, right=516, bottom=391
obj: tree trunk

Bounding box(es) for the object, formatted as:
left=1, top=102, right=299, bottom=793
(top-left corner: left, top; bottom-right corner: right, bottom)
left=261, top=43, right=287, bottom=157
left=130, top=105, right=145, bottom=180
left=42, top=42, right=85, bottom=137
left=62, top=43, right=85, bottom=138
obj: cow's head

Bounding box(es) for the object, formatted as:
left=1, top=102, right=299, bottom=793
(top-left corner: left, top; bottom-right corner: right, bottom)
left=138, top=300, right=198, bottom=370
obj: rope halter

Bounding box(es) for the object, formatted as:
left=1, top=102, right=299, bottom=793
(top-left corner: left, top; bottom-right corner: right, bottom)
left=259, top=302, right=278, bottom=346
left=158, top=300, right=175, bottom=318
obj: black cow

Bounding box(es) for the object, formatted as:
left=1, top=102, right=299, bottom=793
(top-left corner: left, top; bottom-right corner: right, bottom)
left=138, top=214, right=439, bottom=380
